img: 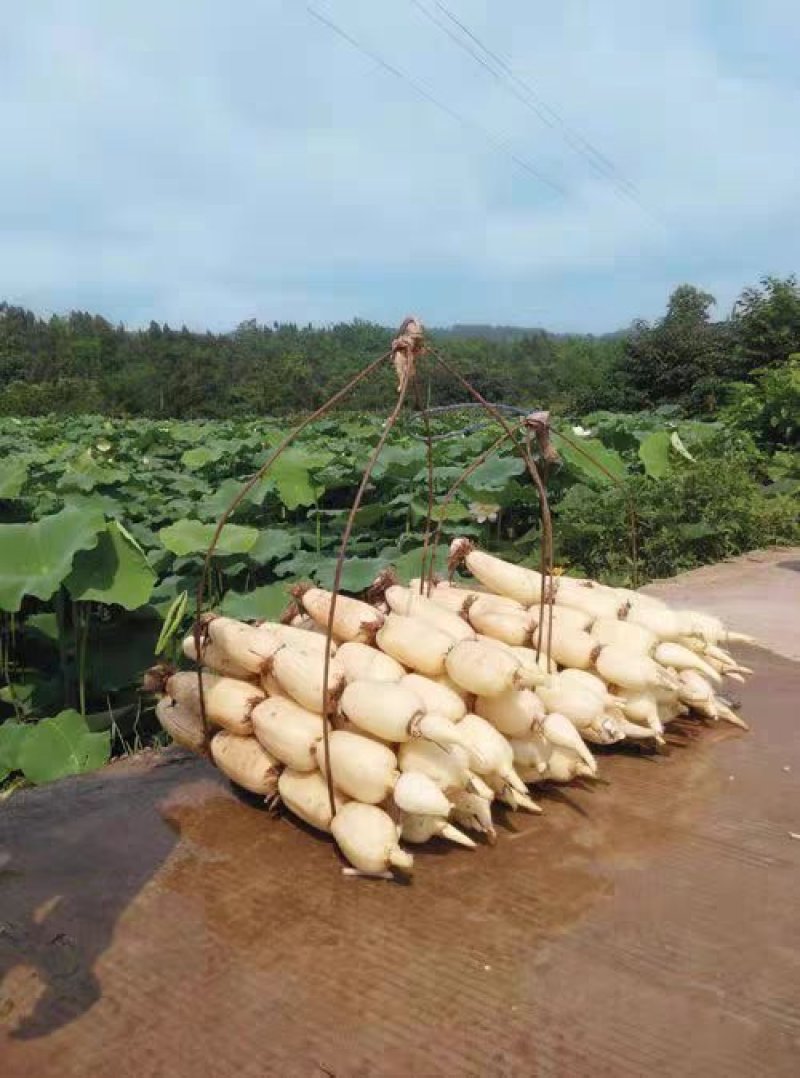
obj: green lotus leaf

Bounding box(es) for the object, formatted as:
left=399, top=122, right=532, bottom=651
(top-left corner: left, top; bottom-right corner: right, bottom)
left=66, top=521, right=157, bottom=609
left=0, top=504, right=106, bottom=612
left=558, top=436, right=628, bottom=486
left=159, top=520, right=259, bottom=556
left=18, top=710, right=111, bottom=785
left=638, top=430, right=672, bottom=478
left=220, top=582, right=291, bottom=621
left=0, top=457, right=30, bottom=499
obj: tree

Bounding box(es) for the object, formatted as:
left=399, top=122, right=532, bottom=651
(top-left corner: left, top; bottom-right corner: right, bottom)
left=2, top=278, right=797, bottom=419
left=547, top=333, right=631, bottom=412
left=510, top=332, right=559, bottom=403
left=731, top=275, right=800, bottom=377
left=619, top=285, right=729, bottom=411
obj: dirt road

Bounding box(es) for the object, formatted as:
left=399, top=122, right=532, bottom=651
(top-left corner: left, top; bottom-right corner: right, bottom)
left=2, top=552, right=799, bottom=1076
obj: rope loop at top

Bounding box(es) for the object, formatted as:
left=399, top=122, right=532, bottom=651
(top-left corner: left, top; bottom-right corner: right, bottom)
left=391, top=315, right=424, bottom=392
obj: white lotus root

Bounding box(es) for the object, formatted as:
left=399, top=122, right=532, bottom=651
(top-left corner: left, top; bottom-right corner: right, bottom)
left=157, top=536, right=753, bottom=880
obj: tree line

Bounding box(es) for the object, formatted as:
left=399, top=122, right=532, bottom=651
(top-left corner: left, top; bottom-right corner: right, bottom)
left=0, top=275, right=798, bottom=425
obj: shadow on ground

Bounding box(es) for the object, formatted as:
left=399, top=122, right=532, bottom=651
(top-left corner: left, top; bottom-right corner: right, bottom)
left=1, top=646, right=799, bottom=1076
left=0, top=752, right=223, bottom=1039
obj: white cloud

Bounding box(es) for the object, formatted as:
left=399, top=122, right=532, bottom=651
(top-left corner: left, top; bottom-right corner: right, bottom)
left=0, top=0, right=797, bottom=331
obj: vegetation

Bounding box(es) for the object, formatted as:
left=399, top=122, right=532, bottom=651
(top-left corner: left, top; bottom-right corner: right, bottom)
left=0, top=273, right=797, bottom=786
left=0, top=306, right=625, bottom=418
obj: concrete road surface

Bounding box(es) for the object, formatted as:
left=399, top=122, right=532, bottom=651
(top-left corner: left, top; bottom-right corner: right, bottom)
left=643, top=547, right=800, bottom=662
left=2, top=549, right=800, bottom=1076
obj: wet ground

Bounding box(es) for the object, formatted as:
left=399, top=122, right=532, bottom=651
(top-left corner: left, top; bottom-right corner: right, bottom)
left=2, top=556, right=800, bottom=1075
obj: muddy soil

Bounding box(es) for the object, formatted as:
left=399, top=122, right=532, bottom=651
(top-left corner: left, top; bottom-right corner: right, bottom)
left=2, top=643, right=799, bottom=1076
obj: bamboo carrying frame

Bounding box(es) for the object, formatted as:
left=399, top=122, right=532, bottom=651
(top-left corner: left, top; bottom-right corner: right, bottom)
left=192, top=318, right=638, bottom=816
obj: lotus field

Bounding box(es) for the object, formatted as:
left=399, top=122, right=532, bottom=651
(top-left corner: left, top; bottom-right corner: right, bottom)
left=0, top=407, right=795, bottom=787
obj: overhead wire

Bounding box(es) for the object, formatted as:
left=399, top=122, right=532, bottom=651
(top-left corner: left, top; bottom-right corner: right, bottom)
left=416, top=0, right=662, bottom=224
left=306, top=4, right=567, bottom=196
left=430, top=0, right=643, bottom=194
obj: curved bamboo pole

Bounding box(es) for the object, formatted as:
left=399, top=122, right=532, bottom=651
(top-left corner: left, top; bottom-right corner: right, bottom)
left=421, top=429, right=514, bottom=594
left=551, top=428, right=640, bottom=588
left=410, top=365, right=436, bottom=596
left=318, top=365, right=414, bottom=815
left=193, top=350, right=391, bottom=747
left=426, top=346, right=555, bottom=670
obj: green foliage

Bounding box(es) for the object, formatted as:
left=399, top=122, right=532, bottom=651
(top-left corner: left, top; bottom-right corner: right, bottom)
left=66, top=521, right=156, bottom=609
left=721, top=356, right=800, bottom=449
left=15, top=710, right=110, bottom=785
left=246, top=529, right=299, bottom=565
left=638, top=430, right=672, bottom=478
left=316, top=556, right=392, bottom=592
left=731, top=276, right=800, bottom=376
left=264, top=448, right=327, bottom=509
left=0, top=278, right=798, bottom=421
left=0, top=303, right=630, bottom=419
left=392, top=544, right=450, bottom=583
left=0, top=378, right=105, bottom=417
left=0, top=279, right=798, bottom=786
left=57, top=449, right=130, bottom=492
left=555, top=434, right=798, bottom=583
left=219, top=582, right=290, bottom=621
left=463, top=455, right=526, bottom=494
left=0, top=720, right=28, bottom=781
left=555, top=433, right=628, bottom=486
left=154, top=590, right=188, bottom=655
left=619, top=285, right=729, bottom=411
left=159, top=520, right=259, bottom=556
left=0, top=457, right=30, bottom=498
left=181, top=445, right=226, bottom=469
left=0, top=504, right=106, bottom=612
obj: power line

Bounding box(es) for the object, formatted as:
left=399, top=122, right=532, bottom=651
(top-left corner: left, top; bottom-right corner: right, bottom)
left=436, top=0, right=628, bottom=180
left=424, top=0, right=659, bottom=220
left=307, top=5, right=567, bottom=197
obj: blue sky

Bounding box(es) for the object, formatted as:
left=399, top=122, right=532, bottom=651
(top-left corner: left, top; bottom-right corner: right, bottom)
left=2, top=0, right=798, bottom=332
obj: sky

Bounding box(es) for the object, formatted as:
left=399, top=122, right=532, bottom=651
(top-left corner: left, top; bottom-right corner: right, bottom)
left=1, top=0, right=799, bottom=333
